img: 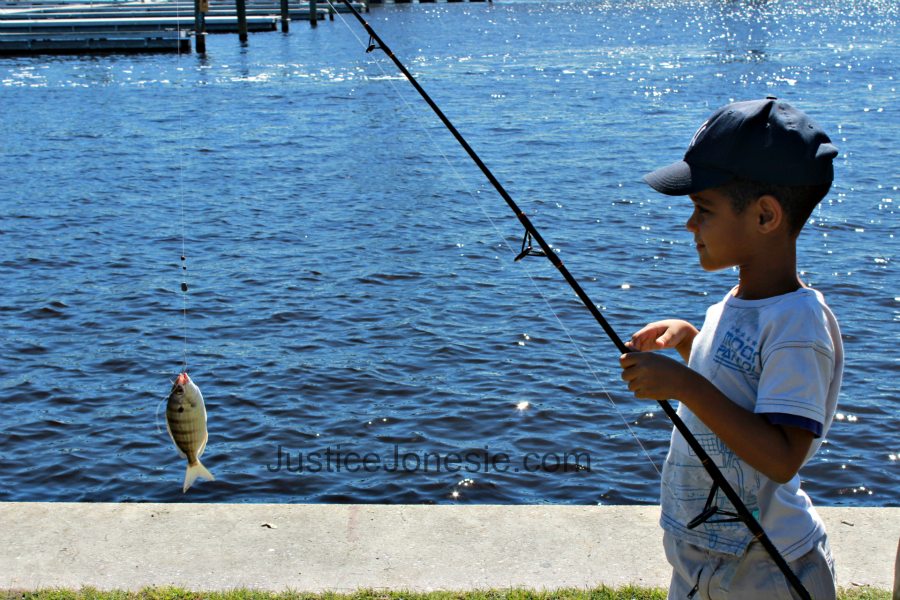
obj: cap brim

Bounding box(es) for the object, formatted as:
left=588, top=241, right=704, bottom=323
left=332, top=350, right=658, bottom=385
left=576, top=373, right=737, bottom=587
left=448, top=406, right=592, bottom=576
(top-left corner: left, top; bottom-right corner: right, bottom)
left=643, top=160, right=734, bottom=196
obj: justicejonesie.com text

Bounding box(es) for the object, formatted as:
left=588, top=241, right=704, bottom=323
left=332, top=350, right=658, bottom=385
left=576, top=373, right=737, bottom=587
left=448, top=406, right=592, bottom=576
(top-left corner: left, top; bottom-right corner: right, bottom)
left=266, top=444, right=591, bottom=474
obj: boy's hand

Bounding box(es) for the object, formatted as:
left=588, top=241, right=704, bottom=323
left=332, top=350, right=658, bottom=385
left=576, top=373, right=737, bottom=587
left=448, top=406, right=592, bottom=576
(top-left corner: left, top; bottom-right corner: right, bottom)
left=625, top=320, right=699, bottom=363
left=620, top=350, right=816, bottom=484
left=618, top=351, right=699, bottom=401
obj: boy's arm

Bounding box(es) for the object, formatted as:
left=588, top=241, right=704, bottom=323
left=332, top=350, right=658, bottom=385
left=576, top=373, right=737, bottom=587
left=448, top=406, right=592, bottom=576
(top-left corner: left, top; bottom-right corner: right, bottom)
left=626, top=320, right=699, bottom=363
left=619, top=352, right=815, bottom=484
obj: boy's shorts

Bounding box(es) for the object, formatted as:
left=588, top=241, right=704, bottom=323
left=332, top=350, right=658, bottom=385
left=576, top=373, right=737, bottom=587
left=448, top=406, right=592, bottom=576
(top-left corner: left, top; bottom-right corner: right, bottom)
left=663, top=531, right=836, bottom=600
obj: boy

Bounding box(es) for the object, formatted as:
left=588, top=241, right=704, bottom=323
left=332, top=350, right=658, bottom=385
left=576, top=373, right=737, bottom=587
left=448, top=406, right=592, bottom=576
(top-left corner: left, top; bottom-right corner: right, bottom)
left=619, top=97, right=843, bottom=600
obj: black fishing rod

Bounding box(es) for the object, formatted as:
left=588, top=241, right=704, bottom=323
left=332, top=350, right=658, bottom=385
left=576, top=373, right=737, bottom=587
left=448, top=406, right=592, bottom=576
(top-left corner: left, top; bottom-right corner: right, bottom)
left=334, top=3, right=812, bottom=598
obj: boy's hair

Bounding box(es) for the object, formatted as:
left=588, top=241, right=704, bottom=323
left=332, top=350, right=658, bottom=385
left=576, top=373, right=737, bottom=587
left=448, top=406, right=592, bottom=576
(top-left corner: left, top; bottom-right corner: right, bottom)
left=714, top=176, right=832, bottom=236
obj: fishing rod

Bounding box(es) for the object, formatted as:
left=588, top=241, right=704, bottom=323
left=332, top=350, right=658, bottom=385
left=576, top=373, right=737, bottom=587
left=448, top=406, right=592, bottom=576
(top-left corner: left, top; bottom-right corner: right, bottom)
left=333, top=3, right=812, bottom=598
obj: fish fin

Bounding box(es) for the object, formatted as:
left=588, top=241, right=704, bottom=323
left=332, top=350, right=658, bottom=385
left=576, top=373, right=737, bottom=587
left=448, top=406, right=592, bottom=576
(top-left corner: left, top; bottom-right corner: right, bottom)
left=165, top=417, right=188, bottom=459
left=197, top=428, right=208, bottom=459
left=155, top=397, right=166, bottom=434
left=183, top=459, right=215, bottom=493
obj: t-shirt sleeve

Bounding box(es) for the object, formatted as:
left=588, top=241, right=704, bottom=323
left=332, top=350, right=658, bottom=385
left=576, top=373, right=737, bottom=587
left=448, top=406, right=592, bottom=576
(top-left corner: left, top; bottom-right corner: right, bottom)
left=763, top=412, right=824, bottom=438
left=755, top=341, right=834, bottom=425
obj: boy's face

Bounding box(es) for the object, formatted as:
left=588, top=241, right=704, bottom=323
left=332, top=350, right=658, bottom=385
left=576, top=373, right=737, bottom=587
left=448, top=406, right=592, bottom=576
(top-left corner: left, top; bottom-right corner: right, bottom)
left=686, top=187, right=760, bottom=272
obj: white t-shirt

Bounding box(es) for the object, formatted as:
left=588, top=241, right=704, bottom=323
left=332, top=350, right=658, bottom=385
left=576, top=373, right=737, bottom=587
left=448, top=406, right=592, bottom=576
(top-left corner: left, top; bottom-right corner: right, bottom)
left=659, top=286, right=843, bottom=562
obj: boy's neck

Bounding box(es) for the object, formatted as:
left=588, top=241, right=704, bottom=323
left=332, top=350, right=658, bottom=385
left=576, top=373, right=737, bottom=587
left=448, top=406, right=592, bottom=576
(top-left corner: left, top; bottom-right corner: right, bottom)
left=734, top=242, right=804, bottom=301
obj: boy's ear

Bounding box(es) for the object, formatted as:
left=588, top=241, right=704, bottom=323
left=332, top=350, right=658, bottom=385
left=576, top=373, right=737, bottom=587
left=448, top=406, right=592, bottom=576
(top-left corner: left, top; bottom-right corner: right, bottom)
left=755, top=195, right=784, bottom=234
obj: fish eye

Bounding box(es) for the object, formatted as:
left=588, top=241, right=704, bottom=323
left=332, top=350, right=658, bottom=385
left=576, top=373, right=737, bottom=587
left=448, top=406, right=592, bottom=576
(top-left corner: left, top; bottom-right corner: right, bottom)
left=176, top=387, right=184, bottom=395
left=178, top=407, right=184, bottom=413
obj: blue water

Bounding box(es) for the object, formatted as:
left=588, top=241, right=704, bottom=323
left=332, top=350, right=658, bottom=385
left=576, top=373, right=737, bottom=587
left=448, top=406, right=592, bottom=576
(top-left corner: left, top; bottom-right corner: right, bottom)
left=1, top=0, right=898, bottom=506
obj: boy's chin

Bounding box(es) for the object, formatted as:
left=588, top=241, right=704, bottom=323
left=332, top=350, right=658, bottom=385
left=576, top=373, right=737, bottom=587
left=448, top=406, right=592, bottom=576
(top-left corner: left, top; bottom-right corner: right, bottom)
left=697, top=258, right=733, bottom=273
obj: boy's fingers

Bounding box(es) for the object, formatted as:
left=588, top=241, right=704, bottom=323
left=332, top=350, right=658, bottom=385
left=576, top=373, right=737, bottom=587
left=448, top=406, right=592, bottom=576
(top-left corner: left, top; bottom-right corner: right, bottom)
left=627, top=381, right=646, bottom=398
left=634, top=334, right=658, bottom=351
left=619, top=353, right=639, bottom=368
left=632, top=326, right=658, bottom=341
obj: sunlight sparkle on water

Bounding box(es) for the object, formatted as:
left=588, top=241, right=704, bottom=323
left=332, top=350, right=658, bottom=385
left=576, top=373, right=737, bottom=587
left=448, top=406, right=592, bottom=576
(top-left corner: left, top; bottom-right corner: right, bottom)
left=2, top=0, right=898, bottom=506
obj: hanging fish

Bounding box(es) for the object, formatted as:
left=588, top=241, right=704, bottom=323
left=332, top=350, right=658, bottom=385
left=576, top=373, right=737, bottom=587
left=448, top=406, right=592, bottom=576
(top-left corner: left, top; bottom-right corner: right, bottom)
left=165, top=372, right=214, bottom=492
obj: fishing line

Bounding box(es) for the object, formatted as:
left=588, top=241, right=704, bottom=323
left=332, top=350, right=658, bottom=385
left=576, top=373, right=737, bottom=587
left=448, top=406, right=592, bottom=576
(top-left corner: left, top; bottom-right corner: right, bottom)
left=325, top=0, right=662, bottom=477
left=158, top=3, right=189, bottom=435
left=177, top=0, right=188, bottom=376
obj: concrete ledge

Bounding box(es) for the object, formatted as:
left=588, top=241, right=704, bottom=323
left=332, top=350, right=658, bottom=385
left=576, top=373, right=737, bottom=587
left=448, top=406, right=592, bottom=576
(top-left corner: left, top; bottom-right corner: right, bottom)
left=1, top=504, right=897, bottom=591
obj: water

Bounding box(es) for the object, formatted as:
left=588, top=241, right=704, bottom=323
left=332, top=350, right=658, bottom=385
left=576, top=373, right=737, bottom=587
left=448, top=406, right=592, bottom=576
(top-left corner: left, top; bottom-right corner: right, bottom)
left=1, top=0, right=898, bottom=505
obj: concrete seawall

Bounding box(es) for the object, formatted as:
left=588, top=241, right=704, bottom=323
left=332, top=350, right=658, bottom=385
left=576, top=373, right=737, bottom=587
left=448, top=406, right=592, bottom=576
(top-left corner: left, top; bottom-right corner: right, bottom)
left=1, top=503, right=896, bottom=592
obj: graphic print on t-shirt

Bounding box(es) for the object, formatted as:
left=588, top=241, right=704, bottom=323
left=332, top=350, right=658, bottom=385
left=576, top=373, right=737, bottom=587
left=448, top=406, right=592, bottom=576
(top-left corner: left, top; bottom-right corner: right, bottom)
left=713, top=325, right=761, bottom=380
left=664, top=421, right=762, bottom=549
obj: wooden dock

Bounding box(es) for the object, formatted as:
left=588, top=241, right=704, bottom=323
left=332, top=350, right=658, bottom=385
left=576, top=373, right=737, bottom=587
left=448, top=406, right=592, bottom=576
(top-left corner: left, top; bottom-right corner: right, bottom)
left=0, top=0, right=358, bottom=21
left=0, top=28, right=188, bottom=52
left=0, top=15, right=280, bottom=33
left=0, top=0, right=340, bottom=53
left=0, top=0, right=486, bottom=55
left=0, top=7, right=330, bottom=20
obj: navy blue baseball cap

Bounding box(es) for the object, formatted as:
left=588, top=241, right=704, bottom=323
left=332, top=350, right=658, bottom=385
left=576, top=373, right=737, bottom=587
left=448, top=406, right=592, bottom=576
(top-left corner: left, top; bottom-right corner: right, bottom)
left=644, top=97, right=839, bottom=196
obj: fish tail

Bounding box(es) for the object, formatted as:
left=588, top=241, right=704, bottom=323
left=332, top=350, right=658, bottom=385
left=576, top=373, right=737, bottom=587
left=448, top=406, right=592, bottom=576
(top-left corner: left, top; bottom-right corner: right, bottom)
left=183, top=460, right=215, bottom=493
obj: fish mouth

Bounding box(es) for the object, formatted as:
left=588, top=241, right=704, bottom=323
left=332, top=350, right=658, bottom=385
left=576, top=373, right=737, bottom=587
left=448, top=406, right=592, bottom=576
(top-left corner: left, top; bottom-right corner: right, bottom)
left=176, top=373, right=190, bottom=386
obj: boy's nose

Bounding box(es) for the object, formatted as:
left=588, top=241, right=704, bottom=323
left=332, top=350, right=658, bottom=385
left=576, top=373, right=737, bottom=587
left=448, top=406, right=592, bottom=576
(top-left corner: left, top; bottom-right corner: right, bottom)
left=686, top=211, right=699, bottom=232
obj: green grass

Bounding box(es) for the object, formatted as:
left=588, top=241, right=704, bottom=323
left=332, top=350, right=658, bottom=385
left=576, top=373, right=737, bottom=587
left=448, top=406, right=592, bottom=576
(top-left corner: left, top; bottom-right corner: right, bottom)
left=2, top=587, right=891, bottom=600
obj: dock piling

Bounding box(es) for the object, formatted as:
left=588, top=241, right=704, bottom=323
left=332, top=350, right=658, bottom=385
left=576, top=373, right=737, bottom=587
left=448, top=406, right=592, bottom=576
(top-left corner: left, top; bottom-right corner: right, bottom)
left=309, top=0, right=316, bottom=26
left=236, top=0, right=248, bottom=41
left=279, top=0, right=288, bottom=32
left=197, top=0, right=207, bottom=52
